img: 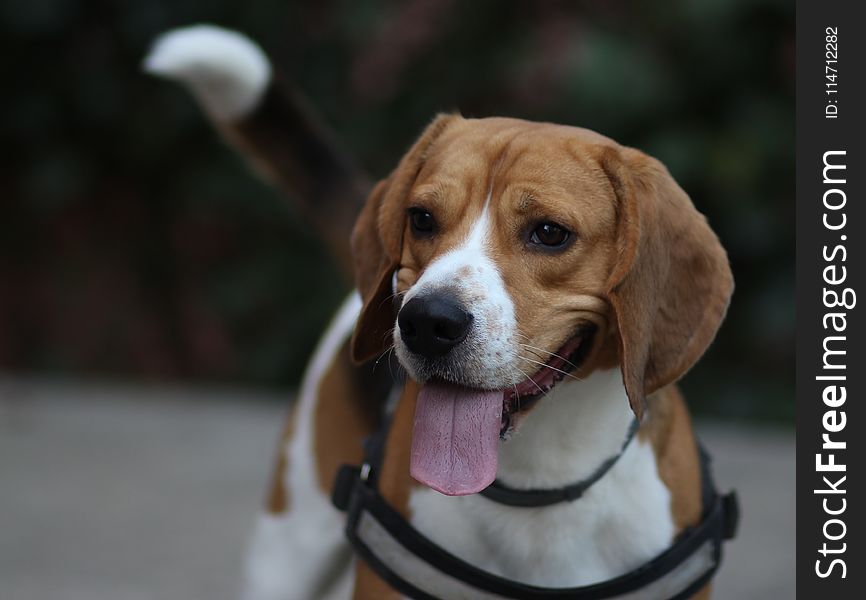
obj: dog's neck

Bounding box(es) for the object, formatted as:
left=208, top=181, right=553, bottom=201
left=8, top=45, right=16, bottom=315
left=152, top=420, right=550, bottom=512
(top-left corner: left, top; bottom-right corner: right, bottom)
left=496, top=367, right=637, bottom=490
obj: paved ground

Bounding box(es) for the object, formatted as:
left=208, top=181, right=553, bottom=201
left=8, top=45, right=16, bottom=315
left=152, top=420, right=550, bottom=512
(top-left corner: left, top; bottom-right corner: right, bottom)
left=0, top=377, right=794, bottom=600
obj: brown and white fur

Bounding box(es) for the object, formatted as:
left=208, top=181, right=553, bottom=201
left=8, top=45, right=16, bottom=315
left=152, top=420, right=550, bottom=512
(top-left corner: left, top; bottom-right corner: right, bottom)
left=146, top=26, right=733, bottom=600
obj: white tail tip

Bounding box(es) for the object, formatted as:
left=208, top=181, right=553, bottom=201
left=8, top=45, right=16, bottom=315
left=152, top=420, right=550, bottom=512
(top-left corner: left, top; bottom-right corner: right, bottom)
left=144, top=24, right=272, bottom=122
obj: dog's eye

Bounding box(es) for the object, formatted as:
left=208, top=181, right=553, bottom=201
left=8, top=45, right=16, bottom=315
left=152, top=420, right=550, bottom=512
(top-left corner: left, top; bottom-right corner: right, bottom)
left=409, top=208, right=436, bottom=235
left=529, top=222, right=571, bottom=248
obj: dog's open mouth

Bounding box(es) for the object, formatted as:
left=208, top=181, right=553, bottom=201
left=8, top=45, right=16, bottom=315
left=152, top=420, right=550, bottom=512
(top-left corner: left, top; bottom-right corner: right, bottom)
left=501, top=331, right=590, bottom=435
left=409, top=327, right=593, bottom=497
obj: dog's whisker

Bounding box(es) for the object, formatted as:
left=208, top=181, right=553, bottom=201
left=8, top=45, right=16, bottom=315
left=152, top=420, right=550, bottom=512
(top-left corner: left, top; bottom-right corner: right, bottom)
left=518, top=342, right=579, bottom=370
left=518, top=342, right=570, bottom=361
left=519, top=345, right=550, bottom=361
left=509, top=375, right=522, bottom=416
left=375, top=291, right=405, bottom=311
left=517, top=355, right=582, bottom=382
left=513, top=365, right=546, bottom=396
left=386, top=347, right=400, bottom=381
left=373, top=345, right=395, bottom=372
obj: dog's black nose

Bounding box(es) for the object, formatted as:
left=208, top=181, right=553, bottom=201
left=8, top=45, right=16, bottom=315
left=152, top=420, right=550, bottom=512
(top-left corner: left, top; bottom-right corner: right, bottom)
left=398, top=295, right=473, bottom=358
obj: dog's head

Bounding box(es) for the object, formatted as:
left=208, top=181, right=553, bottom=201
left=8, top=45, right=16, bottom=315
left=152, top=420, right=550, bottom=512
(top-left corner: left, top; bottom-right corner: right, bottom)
left=350, top=115, right=733, bottom=495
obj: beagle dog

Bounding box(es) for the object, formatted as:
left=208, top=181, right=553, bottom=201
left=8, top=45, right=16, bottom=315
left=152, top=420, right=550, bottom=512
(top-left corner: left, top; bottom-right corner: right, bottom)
left=146, top=27, right=734, bottom=600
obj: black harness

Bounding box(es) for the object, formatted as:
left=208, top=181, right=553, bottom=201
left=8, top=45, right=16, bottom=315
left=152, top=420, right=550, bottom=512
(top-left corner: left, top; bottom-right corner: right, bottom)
left=333, top=418, right=739, bottom=600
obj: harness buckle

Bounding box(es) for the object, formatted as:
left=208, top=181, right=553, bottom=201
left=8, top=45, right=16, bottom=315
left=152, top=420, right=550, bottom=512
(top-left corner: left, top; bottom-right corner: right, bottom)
left=331, top=464, right=361, bottom=512
left=721, top=490, right=740, bottom=540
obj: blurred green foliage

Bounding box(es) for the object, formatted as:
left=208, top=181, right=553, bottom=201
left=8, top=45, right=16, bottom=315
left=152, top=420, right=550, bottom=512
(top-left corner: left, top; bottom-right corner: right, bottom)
left=0, top=0, right=793, bottom=422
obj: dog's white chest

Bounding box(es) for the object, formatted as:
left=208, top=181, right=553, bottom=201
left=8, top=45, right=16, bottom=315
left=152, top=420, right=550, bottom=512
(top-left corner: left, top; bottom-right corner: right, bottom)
left=407, top=370, right=676, bottom=589
left=408, top=440, right=674, bottom=587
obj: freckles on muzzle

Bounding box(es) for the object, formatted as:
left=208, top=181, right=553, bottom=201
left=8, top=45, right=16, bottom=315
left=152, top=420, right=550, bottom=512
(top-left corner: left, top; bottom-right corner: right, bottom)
left=393, top=284, right=518, bottom=391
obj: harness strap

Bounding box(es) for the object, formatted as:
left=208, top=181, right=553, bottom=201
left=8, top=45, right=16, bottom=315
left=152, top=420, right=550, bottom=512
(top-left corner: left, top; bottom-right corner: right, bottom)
left=333, top=460, right=738, bottom=600
left=479, top=419, right=640, bottom=507
left=331, top=410, right=739, bottom=600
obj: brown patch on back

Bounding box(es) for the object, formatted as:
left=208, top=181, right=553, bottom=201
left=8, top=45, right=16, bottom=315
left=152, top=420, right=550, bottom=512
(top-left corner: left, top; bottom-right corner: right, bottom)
left=375, top=380, right=421, bottom=517
left=639, top=384, right=703, bottom=531
left=353, top=562, right=403, bottom=600
left=264, top=407, right=295, bottom=514
left=640, top=385, right=708, bottom=600
left=351, top=381, right=424, bottom=597
left=266, top=336, right=386, bottom=514
left=313, top=339, right=384, bottom=495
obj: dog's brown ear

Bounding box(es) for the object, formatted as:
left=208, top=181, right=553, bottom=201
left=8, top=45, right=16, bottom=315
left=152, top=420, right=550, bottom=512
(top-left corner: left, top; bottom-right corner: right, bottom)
left=349, top=176, right=401, bottom=363
left=600, top=146, right=734, bottom=419
left=350, top=113, right=460, bottom=363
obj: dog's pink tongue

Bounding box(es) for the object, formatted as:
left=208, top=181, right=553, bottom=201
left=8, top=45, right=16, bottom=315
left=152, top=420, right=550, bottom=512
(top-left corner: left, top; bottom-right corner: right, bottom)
left=410, top=381, right=502, bottom=496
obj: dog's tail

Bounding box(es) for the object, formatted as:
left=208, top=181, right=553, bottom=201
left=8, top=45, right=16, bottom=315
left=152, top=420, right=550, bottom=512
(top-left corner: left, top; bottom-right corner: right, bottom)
left=143, top=25, right=369, bottom=280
